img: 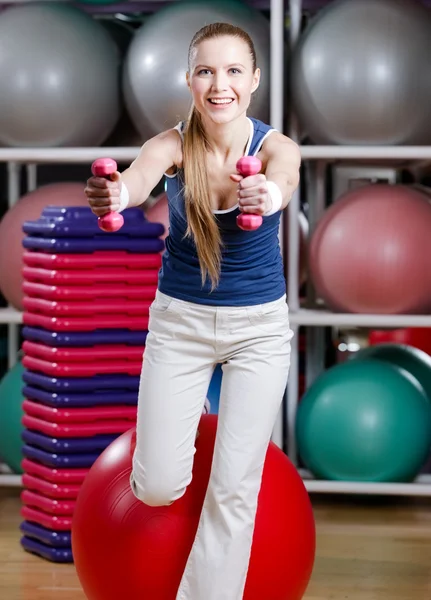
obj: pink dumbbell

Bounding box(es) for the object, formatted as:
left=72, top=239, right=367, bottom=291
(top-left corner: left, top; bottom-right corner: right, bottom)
left=91, top=158, right=124, bottom=233
left=236, top=156, right=263, bottom=231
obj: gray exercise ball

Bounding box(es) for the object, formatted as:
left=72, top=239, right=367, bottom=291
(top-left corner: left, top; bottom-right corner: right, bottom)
left=0, top=3, right=121, bottom=147
left=123, top=0, right=270, bottom=137
left=291, top=0, right=431, bottom=145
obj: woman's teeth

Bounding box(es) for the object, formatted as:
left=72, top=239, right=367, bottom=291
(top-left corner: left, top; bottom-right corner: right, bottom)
left=209, top=98, right=233, bottom=104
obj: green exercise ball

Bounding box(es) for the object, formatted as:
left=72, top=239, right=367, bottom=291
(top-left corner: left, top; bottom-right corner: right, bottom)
left=0, top=361, right=24, bottom=474
left=349, top=343, right=431, bottom=400
left=296, top=359, right=431, bottom=482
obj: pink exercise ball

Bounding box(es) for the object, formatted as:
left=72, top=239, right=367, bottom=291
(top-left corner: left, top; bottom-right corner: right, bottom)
left=285, top=210, right=308, bottom=288
left=144, top=192, right=169, bottom=242
left=0, top=183, right=88, bottom=310
left=309, top=185, right=431, bottom=314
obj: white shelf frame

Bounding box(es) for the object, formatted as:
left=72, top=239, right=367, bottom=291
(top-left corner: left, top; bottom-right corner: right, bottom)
left=0, top=0, right=430, bottom=497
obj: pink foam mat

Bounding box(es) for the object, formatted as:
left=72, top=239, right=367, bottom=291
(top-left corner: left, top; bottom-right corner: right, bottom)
left=21, top=490, right=76, bottom=516
left=21, top=505, right=72, bottom=531
left=22, top=355, right=143, bottom=376
left=23, top=250, right=162, bottom=270
left=23, top=312, right=149, bottom=331
left=23, top=399, right=137, bottom=423
left=23, top=297, right=151, bottom=317
left=22, top=459, right=89, bottom=485
left=23, top=266, right=159, bottom=285
left=23, top=281, right=157, bottom=301
left=23, top=341, right=145, bottom=362
left=22, top=473, right=82, bottom=499
left=22, top=414, right=136, bottom=437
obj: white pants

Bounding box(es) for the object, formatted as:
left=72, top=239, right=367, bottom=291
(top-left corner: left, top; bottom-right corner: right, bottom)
left=131, top=290, right=293, bottom=600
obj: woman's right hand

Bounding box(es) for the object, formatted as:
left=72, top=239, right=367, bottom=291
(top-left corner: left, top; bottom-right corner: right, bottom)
left=84, top=170, right=122, bottom=217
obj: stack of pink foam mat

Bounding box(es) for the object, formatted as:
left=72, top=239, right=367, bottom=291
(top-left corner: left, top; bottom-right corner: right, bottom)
left=18, top=206, right=165, bottom=562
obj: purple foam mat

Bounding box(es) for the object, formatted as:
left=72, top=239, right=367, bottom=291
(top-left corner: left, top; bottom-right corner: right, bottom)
left=23, top=385, right=138, bottom=408
left=20, top=521, right=71, bottom=548
left=23, top=370, right=140, bottom=392
left=22, top=429, right=118, bottom=454
left=23, top=206, right=164, bottom=238
left=21, top=536, right=73, bottom=563
left=23, top=444, right=101, bottom=468
left=22, top=326, right=148, bottom=347
left=23, top=236, right=164, bottom=254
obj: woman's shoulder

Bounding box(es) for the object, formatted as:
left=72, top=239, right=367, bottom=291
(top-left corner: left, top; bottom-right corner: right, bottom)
left=145, top=125, right=183, bottom=177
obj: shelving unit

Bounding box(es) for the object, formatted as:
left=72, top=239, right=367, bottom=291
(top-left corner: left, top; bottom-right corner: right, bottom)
left=0, top=0, right=430, bottom=497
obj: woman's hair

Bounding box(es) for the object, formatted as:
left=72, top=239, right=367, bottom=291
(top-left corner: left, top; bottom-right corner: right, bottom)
left=183, top=22, right=257, bottom=289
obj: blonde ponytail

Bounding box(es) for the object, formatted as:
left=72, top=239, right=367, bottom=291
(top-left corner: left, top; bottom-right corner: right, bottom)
left=184, top=22, right=258, bottom=289
left=183, top=106, right=222, bottom=289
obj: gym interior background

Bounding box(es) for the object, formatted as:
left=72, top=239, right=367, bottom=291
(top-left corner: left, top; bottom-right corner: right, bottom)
left=0, top=0, right=430, bottom=599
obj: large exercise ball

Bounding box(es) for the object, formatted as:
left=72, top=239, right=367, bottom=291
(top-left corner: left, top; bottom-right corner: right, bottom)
left=286, top=210, right=309, bottom=287
left=291, top=0, right=431, bottom=145
left=144, top=192, right=169, bottom=242
left=72, top=415, right=315, bottom=600
left=0, top=3, right=120, bottom=147
left=0, top=184, right=89, bottom=310
left=123, top=0, right=270, bottom=137
left=0, top=361, right=24, bottom=474
left=309, top=185, right=431, bottom=314
left=350, top=343, right=431, bottom=401
left=296, top=360, right=431, bottom=482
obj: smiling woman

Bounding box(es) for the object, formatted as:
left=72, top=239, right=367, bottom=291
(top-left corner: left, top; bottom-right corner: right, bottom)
left=83, top=19, right=303, bottom=600
left=183, top=23, right=262, bottom=287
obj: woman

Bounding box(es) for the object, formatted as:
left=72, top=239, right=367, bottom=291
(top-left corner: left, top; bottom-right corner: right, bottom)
left=86, top=21, right=300, bottom=600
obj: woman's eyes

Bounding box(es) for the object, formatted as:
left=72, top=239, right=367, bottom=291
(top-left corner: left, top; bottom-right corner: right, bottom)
left=197, top=68, right=242, bottom=76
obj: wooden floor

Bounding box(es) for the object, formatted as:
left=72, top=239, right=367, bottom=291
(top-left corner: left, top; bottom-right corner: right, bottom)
left=1, top=488, right=430, bottom=599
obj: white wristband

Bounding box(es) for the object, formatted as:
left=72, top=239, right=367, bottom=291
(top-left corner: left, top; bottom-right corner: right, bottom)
left=118, top=181, right=130, bottom=213
left=264, top=181, right=283, bottom=216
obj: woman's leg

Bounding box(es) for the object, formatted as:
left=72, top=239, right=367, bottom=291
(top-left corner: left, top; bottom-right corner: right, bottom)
left=176, top=297, right=293, bottom=600
left=130, top=292, right=216, bottom=507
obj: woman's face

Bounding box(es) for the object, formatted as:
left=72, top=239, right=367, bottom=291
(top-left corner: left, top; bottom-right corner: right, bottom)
left=187, top=35, right=260, bottom=125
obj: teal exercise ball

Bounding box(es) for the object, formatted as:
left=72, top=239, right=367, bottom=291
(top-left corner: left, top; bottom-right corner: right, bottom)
left=296, top=360, right=431, bottom=482
left=350, top=343, right=431, bottom=400
left=0, top=361, right=24, bottom=474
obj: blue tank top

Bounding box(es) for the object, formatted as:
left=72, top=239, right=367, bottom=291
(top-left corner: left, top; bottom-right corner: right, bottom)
left=158, top=117, right=286, bottom=306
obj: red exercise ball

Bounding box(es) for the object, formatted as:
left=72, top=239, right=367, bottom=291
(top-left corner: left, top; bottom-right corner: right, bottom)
left=309, top=184, right=431, bottom=314
left=72, top=415, right=315, bottom=600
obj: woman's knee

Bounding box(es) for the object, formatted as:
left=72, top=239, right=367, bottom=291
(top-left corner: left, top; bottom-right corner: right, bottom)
left=130, top=467, right=188, bottom=507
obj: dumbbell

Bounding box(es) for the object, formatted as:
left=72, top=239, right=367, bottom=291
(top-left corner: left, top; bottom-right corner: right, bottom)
left=91, top=158, right=124, bottom=233
left=236, top=156, right=263, bottom=231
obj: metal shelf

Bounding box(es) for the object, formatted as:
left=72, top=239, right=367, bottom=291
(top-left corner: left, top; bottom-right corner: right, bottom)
left=300, top=145, right=431, bottom=161
left=301, top=472, right=431, bottom=497
left=0, top=307, right=22, bottom=324
left=0, top=474, right=22, bottom=487
left=289, top=309, right=431, bottom=328
left=0, top=145, right=430, bottom=164
left=2, top=306, right=430, bottom=329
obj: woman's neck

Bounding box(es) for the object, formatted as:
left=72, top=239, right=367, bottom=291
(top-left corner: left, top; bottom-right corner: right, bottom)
left=201, top=114, right=250, bottom=164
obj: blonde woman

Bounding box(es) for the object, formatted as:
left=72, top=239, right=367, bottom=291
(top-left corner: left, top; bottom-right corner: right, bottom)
left=86, top=22, right=300, bottom=600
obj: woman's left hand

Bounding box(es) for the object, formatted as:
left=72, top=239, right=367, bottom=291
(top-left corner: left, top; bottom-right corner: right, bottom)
left=230, top=172, right=272, bottom=216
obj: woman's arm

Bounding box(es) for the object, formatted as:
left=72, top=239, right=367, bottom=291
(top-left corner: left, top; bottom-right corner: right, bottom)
left=262, top=132, right=301, bottom=210
left=86, top=128, right=182, bottom=216
left=231, top=132, right=301, bottom=217
left=121, top=128, right=183, bottom=207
